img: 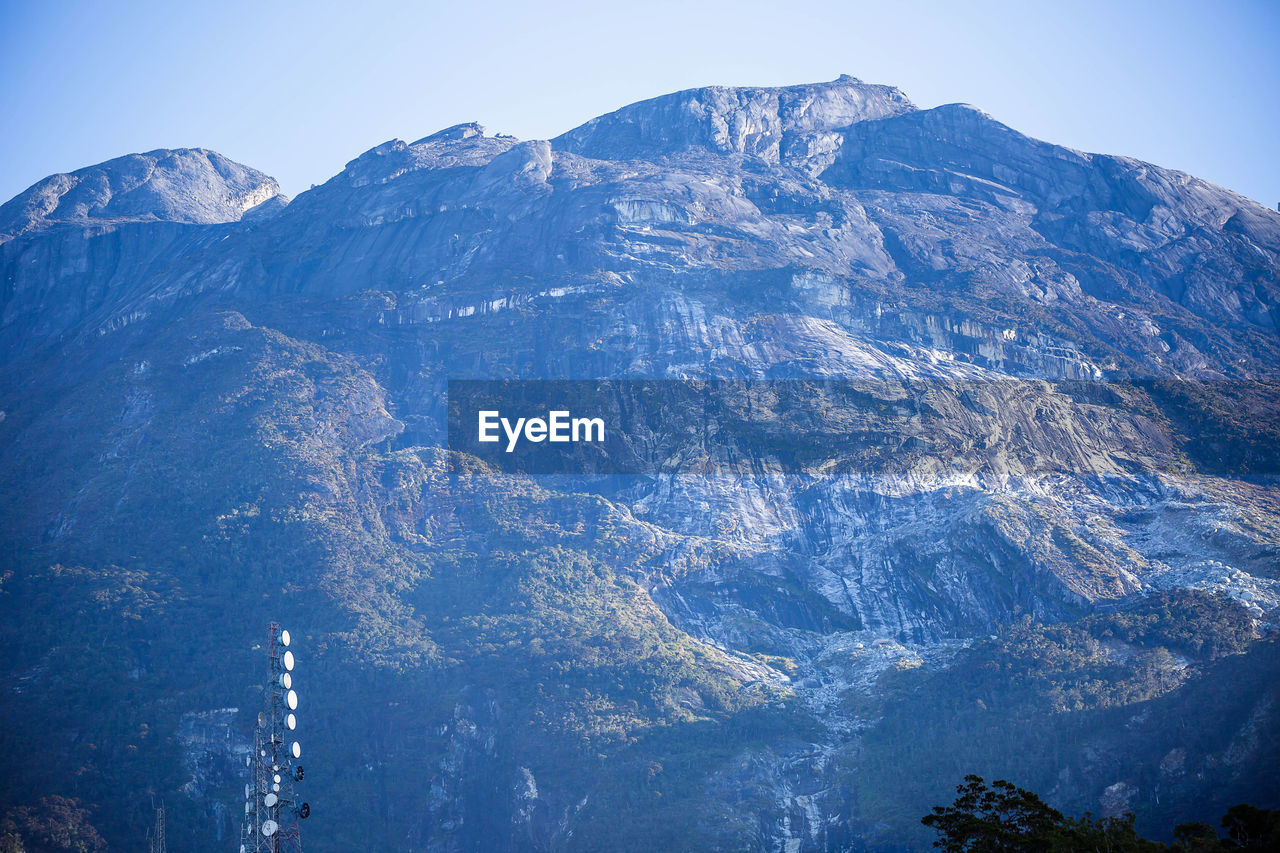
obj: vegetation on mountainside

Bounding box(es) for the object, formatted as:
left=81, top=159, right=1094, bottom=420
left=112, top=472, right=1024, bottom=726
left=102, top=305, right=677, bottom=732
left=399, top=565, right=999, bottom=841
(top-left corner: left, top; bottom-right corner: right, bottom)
left=0, top=797, right=106, bottom=853
left=852, top=592, right=1276, bottom=846
left=0, top=313, right=786, bottom=849
left=1137, top=380, right=1280, bottom=477
left=922, top=775, right=1280, bottom=852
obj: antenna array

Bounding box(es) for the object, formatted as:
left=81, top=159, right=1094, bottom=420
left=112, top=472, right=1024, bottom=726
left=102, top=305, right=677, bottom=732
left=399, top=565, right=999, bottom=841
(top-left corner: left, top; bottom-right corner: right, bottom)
left=240, top=624, right=310, bottom=852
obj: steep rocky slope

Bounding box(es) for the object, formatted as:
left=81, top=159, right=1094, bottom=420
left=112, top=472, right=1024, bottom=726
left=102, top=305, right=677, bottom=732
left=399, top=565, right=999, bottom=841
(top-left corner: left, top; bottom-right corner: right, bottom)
left=1, top=77, right=1278, bottom=851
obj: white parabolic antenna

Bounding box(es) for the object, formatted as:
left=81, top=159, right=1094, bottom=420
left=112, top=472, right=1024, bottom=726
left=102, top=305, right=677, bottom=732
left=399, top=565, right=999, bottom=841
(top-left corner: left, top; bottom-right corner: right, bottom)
left=273, top=774, right=281, bottom=784
left=280, top=629, right=290, bottom=647
left=287, top=713, right=297, bottom=730
left=245, top=784, right=251, bottom=798
left=283, top=650, right=295, bottom=671
left=262, top=819, right=278, bottom=837
left=287, top=689, right=298, bottom=710
left=292, top=741, right=302, bottom=759
left=280, top=672, right=292, bottom=689
left=264, top=793, right=278, bottom=807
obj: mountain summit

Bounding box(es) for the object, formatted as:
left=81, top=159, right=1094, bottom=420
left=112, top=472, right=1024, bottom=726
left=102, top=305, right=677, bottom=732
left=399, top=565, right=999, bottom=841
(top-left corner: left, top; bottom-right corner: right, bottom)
left=0, top=147, right=284, bottom=242
left=553, top=75, right=916, bottom=162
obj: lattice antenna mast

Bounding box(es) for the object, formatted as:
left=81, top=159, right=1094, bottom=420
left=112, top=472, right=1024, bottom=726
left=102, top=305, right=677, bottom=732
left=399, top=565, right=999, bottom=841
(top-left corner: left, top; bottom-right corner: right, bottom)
left=148, top=803, right=166, bottom=853
left=240, top=623, right=310, bottom=852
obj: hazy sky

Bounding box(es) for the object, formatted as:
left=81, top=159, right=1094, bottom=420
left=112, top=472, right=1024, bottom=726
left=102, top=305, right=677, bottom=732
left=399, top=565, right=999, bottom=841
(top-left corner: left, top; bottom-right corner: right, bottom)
left=2, top=0, right=1277, bottom=206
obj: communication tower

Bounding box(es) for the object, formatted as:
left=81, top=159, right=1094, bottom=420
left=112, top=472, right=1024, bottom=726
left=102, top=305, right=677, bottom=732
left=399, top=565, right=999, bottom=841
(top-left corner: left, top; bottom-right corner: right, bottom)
left=240, top=624, right=310, bottom=852
left=147, top=803, right=166, bottom=853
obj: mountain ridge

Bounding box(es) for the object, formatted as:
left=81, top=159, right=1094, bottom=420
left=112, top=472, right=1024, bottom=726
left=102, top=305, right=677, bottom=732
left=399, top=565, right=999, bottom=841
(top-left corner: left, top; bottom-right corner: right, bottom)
left=6, top=75, right=1277, bottom=247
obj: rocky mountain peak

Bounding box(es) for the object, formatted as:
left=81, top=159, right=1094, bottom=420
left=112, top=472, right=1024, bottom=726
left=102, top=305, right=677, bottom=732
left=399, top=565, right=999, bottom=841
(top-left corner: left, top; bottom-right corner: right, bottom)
left=552, top=75, right=916, bottom=164
left=338, top=122, right=518, bottom=188
left=412, top=121, right=487, bottom=144
left=0, top=148, right=284, bottom=242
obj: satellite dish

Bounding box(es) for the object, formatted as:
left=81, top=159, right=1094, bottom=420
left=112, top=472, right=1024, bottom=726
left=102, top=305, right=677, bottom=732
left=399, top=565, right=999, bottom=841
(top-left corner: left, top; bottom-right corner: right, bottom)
left=264, top=793, right=278, bottom=807
left=280, top=629, right=291, bottom=647
left=287, top=713, right=297, bottom=730
left=291, top=741, right=302, bottom=759
left=299, top=802, right=310, bottom=819
left=280, top=672, right=292, bottom=689
left=244, top=803, right=250, bottom=815
left=283, top=650, right=295, bottom=671
left=294, top=766, right=304, bottom=782
left=245, top=755, right=251, bottom=767
left=273, top=783, right=280, bottom=793
left=273, top=774, right=281, bottom=784
left=261, top=819, right=278, bottom=837
left=287, top=689, right=298, bottom=710
left=260, top=749, right=267, bottom=757
left=245, top=784, right=251, bottom=798
left=258, top=712, right=266, bottom=728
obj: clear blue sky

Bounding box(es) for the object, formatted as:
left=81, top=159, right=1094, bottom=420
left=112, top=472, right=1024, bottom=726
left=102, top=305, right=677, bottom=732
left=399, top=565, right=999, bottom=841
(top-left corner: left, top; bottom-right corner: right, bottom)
left=2, top=0, right=1277, bottom=207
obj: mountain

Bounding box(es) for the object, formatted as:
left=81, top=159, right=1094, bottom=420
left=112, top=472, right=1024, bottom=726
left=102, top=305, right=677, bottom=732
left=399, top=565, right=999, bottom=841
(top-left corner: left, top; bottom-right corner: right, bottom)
left=1, top=76, right=1278, bottom=852
left=0, top=148, right=284, bottom=239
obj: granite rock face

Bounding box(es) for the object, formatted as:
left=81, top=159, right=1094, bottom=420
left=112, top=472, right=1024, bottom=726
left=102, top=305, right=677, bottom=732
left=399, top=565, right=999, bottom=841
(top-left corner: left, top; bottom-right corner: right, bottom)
left=553, top=75, right=915, bottom=165
left=0, top=147, right=284, bottom=240
left=0, top=148, right=285, bottom=353
left=1, top=77, right=1278, bottom=851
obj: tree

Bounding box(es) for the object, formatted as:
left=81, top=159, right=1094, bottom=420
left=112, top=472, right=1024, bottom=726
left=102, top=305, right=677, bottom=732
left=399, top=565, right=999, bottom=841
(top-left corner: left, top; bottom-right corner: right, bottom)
left=1171, top=821, right=1223, bottom=853
left=922, top=775, right=1163, bottom=852
left=923, top=775, right=1280, bottom=852
left=1220, top=803, right=1280, bottom=850
left=921, top=775, right=1072, bottom=852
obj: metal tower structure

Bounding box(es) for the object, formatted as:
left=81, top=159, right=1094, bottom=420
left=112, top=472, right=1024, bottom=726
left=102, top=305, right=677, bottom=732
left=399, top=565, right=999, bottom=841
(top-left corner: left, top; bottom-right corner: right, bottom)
left=147, top=804, right=166, bottom=853
left=240, top=624, right=310, bottom=852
